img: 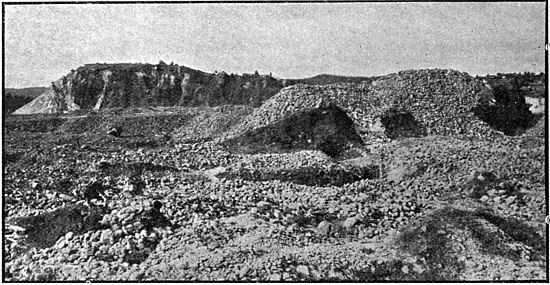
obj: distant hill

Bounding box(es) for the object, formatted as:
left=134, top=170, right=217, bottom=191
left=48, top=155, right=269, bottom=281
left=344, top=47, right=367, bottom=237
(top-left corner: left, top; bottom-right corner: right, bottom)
left=291, top=74, right=377, bottom=85
left=4, top=87, right=48, bottom=99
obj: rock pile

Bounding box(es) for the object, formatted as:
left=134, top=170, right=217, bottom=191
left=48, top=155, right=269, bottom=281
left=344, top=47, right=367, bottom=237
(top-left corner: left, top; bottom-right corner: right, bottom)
left=227, top=69, right=500, bottom=142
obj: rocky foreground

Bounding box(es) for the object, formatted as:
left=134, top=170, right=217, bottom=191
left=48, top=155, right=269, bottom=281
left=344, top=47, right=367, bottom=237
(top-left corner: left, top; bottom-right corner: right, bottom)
left=2, top=106, right=547, bottom=281
left=3, top=68, right=547, bottom=281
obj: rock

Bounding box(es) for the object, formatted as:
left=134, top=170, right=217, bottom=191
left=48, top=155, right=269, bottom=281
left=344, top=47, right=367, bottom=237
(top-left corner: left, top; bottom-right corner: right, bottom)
left=412, top=264, right=424, bottom=274
left=65, top=232, right=74, bottom=240
left=317, top=221, right=332, bottom=237
left=296, top=265, right=309, bottom=276
left=256, top=201, right=271, bottom=213
left=273, top=209, right=283, bottom=220
left=505, top=196, right=516, bottom=205
left=128, top=270, right=144, bottom=280
left=480, top=195, right=490, bottom=202
left=153, top=200, right=163, bottom=210
left=107, top=127, right=122, bottom=137
left=99, top=229, right=112, bottom=244
left=113, top=230, right=124, bottom=238
left=238, top=266, right=248, bottom=278
left=269, top=273, right=281, bottom=281
left=401, top=265, right=409, bottom=274
left=204, top=166, right=227, bottom=181
left=58, top=194, right=74, bottom=201
left=208, top=241, right=220, bottom=250
left=282, top=272, right=291, bottom=280
left=343, top=217, right=358, bottom=228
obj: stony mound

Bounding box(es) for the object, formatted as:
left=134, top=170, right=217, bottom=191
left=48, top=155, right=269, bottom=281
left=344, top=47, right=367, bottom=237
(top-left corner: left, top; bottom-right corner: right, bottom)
left=395, top=204, right=545, bottom=280
left=227, top=69, right=501, bottom=141
left=222, top=104, right=364, bottom=157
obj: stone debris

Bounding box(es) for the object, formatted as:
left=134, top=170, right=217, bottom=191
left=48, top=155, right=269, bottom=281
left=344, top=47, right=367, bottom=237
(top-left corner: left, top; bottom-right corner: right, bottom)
left=227, top=69, right=501, bottom=143
left=2, top=68, right=545, bottom=281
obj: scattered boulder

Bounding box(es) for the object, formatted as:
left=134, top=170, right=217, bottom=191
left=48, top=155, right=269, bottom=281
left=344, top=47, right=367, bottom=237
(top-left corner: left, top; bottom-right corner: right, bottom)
left=296, top=265, right=310, bottom=276
left=153, top=200, right=163, bottom=211
left=343, top=217, right=359, bottom=228
left=203, top=166, right=227, bottom=181
left=76, top=180, right=109, bottom=205
left=107, top=126, right=122, bottom=137
left=317, top=221, right=333, bottom=237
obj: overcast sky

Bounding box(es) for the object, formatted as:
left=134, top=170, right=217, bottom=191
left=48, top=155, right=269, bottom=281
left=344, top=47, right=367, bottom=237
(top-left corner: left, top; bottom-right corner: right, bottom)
left=4, top=2, right=546, bottom=88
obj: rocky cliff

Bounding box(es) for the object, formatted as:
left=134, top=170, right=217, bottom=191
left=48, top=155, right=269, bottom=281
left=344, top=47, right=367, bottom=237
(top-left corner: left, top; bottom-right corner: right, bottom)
left=14, top=62, right=288, bottom=114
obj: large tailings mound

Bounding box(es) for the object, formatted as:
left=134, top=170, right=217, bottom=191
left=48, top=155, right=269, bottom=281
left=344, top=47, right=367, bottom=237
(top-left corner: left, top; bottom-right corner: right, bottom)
left=227, top=69, right=505, bottom=141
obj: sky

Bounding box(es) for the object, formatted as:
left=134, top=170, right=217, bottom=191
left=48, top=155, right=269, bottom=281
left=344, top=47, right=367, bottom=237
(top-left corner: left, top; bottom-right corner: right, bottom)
left=3, top=2, right=547, bottom=88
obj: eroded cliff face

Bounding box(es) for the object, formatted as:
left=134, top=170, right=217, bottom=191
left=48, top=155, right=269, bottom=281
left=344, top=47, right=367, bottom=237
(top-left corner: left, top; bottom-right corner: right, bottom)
left=15, top=62, right=288, bottom=114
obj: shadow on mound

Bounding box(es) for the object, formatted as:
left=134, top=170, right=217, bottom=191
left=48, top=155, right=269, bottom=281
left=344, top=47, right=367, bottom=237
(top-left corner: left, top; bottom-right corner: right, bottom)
left=376, top=109, right=426, bottom=139
left=223, top=104, right=364, bottom=157
left=395, top=206, right=545, bottom=280
left=7, top=204, right=108, bottom=249
left=473, top=84, right=540, bottom=135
